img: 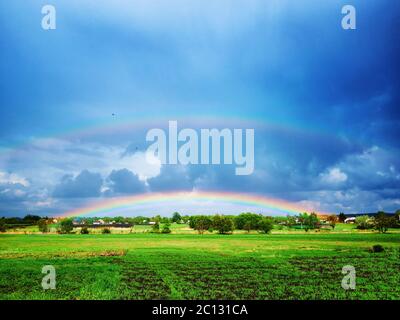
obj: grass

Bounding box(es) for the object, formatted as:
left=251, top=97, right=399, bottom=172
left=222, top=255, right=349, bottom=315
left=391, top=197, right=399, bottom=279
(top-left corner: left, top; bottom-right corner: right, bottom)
left=0, top=231, right=399, bottom=300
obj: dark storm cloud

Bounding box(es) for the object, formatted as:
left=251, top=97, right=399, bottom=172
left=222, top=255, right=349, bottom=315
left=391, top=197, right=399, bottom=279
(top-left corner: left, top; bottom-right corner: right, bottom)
left=53, top=170, right=103, bottom=198
left=107, top=169, right=146, bottom=195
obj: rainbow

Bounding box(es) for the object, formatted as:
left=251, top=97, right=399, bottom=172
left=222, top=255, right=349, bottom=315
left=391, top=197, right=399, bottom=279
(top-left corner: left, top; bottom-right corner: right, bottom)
left=58, top=191, right=330, bottom=218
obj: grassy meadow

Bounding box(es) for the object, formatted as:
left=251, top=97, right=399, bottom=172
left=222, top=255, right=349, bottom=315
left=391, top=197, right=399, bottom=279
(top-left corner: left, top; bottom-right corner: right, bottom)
left=0, top=224, right=399, bottom=300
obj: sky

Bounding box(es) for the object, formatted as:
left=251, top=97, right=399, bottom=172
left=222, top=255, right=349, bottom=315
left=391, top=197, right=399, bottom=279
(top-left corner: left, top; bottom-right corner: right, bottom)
left=0, top=0, right=399, bottom=217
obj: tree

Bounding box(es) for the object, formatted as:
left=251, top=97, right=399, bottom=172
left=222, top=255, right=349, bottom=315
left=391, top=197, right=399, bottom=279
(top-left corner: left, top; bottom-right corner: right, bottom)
left=38, top=219, right=49, bottom=233
left=213, top=215, right=234, bottom=234
left=298, top=212, right=308, bottom=229
left=151, top=222, right=160, bottom=233
left=59, top=219, right=74, bottom=234
left=235, top=213, right=262, bottom=233
left=23, top=214, right=42, bottom=225
left=161, top=222, right=172, bottom=234
left=355, top=215, right=372, bottom=230
left=394, top=210, right=400, bottom=227
left=298, top=212, right=320, bottom=231
left=171, top=212, right=182, bottom=223
left=285, top=215, right=297, bottom=228
left=327, top=215, right=338, bottom=229
left=338, top=212, right=346, bottom=223
left=102, top=228, right=111, bottom=234
left=374, top=212, right=390, bottom=233
left=189, top=216, right=212, bottom=235
left=0, top=220, right=6, bottom=233
left=160, top=217, right=171, bottom=224
left=258, top=217, right=273, bottom=234
left=307, top=213, right=320, bottom=229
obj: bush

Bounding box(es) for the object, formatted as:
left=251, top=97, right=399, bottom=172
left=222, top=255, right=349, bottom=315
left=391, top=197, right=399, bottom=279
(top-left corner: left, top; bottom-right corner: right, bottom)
left=161, top=223, right=171, bottom=234
left=80, top=227, right=89, bottom=234
left=102, top=228, right=111, bottom=234
left=370, top=244, right=384, bottom=253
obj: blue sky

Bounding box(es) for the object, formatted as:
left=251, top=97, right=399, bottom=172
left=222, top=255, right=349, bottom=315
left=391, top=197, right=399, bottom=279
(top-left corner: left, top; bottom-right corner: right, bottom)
left=0, top=0, right=399, bottom=216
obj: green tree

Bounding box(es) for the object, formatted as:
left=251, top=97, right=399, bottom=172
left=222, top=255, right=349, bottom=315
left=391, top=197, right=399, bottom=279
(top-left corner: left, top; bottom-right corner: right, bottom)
left=258, top=217, right=273, bottom=234
left=0, top=219, right=6, bottom=232
left=355, top=215, right=372, bottom=230
left=171, top=212, right=182, bottom=223
left=298, top=212, right=320, bottom=231
left=374, top=212, right=390, bottom=233
left=151, top=222, right=160, bottom=233
left=285, top=215, right=297, bottom=227
left=213, top=215, right=234, bottom=234
left=23, top=214, right=42, bottom=225
left=235, top=213, right=262, bottom=232
left=327, top=215, right=338, bottom=229
left=59, top=219, right=74, bottom=234
left=394, top=210, right=400, bottom=227
left=161, top=222, right=172, bottom=234
left=38, top=219, right=49, bottom=233
left=338, top=212, right=346, bottom=223
left=189, top=216, right=213, bottom=234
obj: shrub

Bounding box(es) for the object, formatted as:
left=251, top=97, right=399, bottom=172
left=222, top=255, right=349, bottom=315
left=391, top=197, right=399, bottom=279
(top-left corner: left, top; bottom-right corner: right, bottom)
left=371, top=244, right=384, bottom=253
left=80, top=227, right=89, bottom=234
left=102, top=228, right=111, bottom=234
left=161, top=223, right=171, bottom=234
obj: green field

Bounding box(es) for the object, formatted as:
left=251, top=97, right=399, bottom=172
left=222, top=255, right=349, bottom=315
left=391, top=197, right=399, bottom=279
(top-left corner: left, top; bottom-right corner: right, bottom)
left=0, top=231, right=399, bottom=300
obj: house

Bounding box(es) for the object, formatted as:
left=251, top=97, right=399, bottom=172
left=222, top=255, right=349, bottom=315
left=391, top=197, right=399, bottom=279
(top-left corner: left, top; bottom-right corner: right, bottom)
left=344, top=217, right=356, bottom=224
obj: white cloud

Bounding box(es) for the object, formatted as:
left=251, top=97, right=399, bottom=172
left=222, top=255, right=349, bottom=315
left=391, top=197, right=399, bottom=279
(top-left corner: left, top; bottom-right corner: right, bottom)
left=320, top=167, right=347, bottom=184
left=0, top=171, right=30, bottom=187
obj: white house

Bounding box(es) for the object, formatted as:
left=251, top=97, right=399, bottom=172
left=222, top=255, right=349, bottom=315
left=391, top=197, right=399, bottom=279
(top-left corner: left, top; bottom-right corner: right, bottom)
left=344, top=217, right=356, bottom=223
